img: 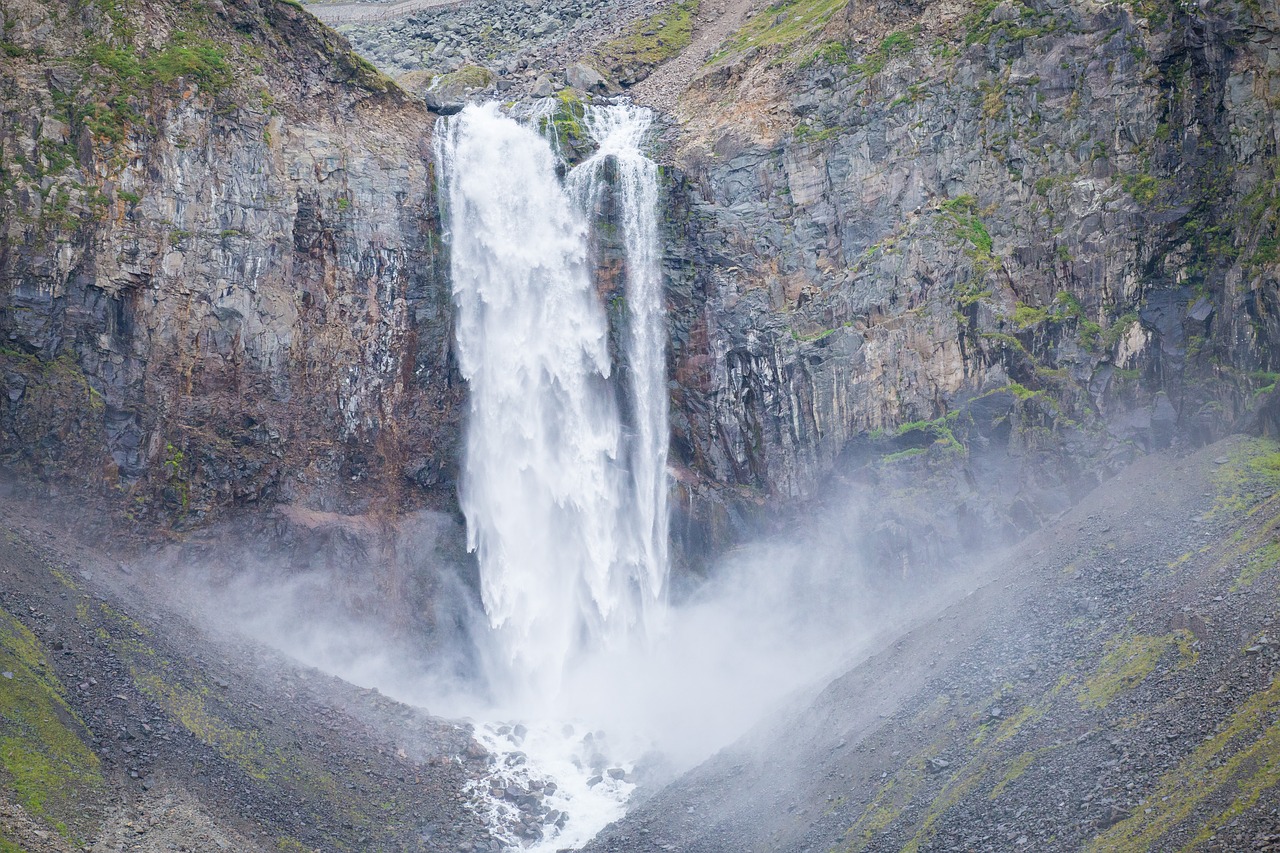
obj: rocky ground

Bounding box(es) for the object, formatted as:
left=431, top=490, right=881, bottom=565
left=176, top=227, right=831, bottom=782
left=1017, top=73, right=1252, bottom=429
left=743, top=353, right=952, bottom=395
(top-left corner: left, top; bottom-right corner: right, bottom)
left=333, top=0, right=666, bottom=79
left=0, top=480, right=507, bottom=853
left=583, top=435, right=1280, bottom=851
left=6, top=428, right=1280, bottom=853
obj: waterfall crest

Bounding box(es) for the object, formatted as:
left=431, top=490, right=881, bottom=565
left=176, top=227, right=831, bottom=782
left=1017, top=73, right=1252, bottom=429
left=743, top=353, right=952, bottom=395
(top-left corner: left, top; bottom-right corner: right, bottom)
left=435, top=101, right=668, bottom=702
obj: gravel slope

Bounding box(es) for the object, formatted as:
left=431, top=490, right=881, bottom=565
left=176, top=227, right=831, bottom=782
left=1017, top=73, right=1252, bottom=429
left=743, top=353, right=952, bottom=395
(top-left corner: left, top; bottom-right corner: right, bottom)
left=585, top=435, right=1280, bottom=852
left=0, top=488, right=497, bottom=853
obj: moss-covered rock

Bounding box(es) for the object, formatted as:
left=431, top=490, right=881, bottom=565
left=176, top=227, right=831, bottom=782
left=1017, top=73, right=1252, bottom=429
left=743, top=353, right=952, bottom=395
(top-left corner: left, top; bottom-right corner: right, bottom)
left=0, top=609, right=104, bottom=843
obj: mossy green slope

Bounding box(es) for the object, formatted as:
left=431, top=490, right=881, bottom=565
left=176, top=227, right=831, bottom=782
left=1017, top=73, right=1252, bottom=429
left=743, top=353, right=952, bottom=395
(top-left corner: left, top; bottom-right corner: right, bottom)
left=0, top=609, right=104, bottom=842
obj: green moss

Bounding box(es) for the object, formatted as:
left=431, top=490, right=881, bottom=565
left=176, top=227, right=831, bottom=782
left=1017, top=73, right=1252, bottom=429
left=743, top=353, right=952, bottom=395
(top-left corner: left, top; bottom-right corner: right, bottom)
left=84, top=33, right=235, bottom=147
left=131, top=670, right=274, bottom=781
left=849, top=31, right=914, bottom=76
left=436, top=63, right=494, bottom=91
left=791, top=322, right=851, bottom=342
left=276, top=839, right=317, bottom=853
left=338, top=50, right=397, bottom=94
left=1119, top=172, right=1162, bottom=205
left=792, top=122, right=840, bottom=143
left=941, top=197, right=995, bottom=267
left=0, top=833, right=30, bottom=853
left=1078, top=631, right=1197, bottom=710
left=964, top=0, right=1061, bottom=45
left=592, top=0, right=697, bottom=70
left=988, top=748, right=1054, bottom=800
left=837, top=740, right=948, bottom=852
left=896, top=413, right=965, bottom=455
left=1013, top=303, right=1050, bottom=329
left=107, top=627, right=347, bottom=820
left=1001, top=382, right=1040, bottom=401
left=540, top=88, right=588, bottom=152
left=89, top=33, right=231, bottom=92
left=1210, top=439, right=1280, bottom=518
left=0, top=609, right=104, bottom=842
left=1233, top=541, right=1280, bottom=590
left=1089, top=675, right=1280, bottom=851
left=709, top=0, right=847, bottom=64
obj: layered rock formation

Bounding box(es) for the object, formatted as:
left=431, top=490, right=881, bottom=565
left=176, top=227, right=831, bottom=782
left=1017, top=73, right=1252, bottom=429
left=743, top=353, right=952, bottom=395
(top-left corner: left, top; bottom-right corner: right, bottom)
left=3, top=0, right=1279, bottom=573
left=0, top=0, right=459, bottom=526
left=653, top=0, right=1280, bottom=566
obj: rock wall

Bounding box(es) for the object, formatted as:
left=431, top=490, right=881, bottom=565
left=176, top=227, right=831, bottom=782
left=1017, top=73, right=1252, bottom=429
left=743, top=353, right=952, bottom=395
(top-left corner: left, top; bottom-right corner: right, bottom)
left=658, top=0, right=1280, bottom=568
left=0, top=0, right=461, bottom=526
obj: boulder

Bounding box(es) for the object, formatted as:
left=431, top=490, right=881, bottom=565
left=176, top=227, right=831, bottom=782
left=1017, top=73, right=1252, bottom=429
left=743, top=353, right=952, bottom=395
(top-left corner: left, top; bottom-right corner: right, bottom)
left=565, top=62, right=609, bottom=94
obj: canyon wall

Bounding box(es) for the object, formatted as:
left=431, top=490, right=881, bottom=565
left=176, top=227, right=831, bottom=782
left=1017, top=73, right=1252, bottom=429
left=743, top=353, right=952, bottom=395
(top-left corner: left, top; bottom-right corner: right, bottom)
left=3, top=0, right=1279, bottom=578
left=0, top=0, right=459, bottom=527
left=658, top=0, right=1280, bottom=567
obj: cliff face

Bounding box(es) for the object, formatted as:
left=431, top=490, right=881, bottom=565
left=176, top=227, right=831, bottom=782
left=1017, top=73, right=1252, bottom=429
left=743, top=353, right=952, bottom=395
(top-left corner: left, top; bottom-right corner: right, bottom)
left=3, top=0, right=1278, bottom=571
left=660, top=0, right=1280, bottom=565
left=0, top=0, right=459, bottom=526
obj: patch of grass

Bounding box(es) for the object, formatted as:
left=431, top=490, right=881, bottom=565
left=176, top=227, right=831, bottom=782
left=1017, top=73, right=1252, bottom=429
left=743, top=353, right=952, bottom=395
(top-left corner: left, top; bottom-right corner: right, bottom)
left=964, top=0, right=1061, bottom=45
left=1210, top=439, right=1280, bottom=518
left=0, top=834, right=30, bottom=853
left=881, top=447, right=927, bottom=464
left=592, top=0, right=697, bottom=71
left=941, top=195, right=995, bottom=267
left=1119, top=172, right=1161, bottom=205
left=1013, top=303, right=1049, bottom=329
left=1001, top=382, right=1040, bottom=401
left=790, top=324, right=844, bottom=342
left=1089, top=674, right=1280, bottom=850
left=90, top=33, right=232, bottom=91
left=0, top=609, right=104, bottom=842
left=849, top=31, right=915, bottom=77
left=888, top=412, right=966, bottom=459
left=792, top=122, right=840, bottom=143
left=1077, top=631, right=1197, bottom=710
left=709, top=0, right=848, bottom=64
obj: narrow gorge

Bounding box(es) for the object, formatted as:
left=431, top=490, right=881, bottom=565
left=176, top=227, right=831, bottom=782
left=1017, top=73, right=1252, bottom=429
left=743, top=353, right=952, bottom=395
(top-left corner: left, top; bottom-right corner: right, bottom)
left=1, top=0, right=1279, bottom=848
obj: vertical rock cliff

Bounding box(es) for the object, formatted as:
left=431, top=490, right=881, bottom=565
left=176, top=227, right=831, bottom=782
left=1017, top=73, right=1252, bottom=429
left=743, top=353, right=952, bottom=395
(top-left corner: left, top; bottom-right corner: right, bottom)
left=0, top=0, right=459, bottom=526
left=652, top=0, right=1280, bottom=567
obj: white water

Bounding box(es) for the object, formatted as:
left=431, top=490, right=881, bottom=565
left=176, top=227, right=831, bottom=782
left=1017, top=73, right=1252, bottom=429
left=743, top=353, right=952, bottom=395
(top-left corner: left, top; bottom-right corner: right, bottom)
left=436, top=101, right=667, bottom=706
left=435, top=100, right=668, bottom=850
left=573, top=108, right=669, bottom=623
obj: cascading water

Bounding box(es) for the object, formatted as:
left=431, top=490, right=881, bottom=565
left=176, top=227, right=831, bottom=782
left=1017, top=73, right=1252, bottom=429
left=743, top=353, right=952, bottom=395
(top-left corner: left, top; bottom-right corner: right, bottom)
left=435, top=100, right=668, bottom=704
left=435, top=100, right=667, bottom=850
left=571, top=108, right=669, bottom=631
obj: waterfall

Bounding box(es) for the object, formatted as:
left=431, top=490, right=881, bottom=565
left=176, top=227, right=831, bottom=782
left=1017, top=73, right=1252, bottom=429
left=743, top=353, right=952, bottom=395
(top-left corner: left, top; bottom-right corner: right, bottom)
left=435, top=102, right=668, bottom=702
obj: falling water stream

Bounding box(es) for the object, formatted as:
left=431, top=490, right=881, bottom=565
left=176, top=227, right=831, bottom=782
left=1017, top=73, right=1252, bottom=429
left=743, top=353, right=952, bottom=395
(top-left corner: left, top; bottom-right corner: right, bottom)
left=435, top=100, right=668, bottom=849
